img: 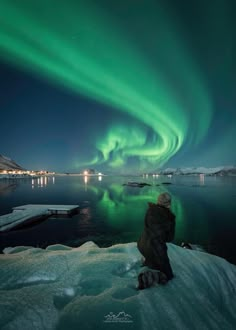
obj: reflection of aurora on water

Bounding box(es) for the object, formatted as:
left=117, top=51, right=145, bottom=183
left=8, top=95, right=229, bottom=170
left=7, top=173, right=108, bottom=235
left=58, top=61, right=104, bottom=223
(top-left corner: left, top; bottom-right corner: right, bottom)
left=0, top=176, right=234, bottom=262
left=76, top=179, right=185, bottom=242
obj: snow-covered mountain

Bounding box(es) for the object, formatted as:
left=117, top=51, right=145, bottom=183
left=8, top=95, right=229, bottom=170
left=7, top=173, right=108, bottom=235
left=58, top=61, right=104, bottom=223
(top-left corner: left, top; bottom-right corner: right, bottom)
left=0, top=154, right=25, bottom=171
left=158, top=166, right=236, bottom=176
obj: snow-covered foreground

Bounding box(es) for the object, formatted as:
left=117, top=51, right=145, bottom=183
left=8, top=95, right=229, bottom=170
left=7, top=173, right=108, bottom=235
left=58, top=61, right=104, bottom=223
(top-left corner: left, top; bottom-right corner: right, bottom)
left=0, top=242, right=235, bottom=330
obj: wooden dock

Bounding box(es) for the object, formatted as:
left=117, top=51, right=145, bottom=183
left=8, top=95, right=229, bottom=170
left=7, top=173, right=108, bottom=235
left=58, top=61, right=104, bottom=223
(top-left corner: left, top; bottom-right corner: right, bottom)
left=0, top=204, right=79, bottom=232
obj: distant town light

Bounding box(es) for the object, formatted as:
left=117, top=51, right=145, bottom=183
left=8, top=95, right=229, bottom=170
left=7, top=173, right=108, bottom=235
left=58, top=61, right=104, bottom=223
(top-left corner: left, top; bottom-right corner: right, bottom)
left=84, top=170, right=88, bottom=176
left=200, top=173, right=205, bottom=185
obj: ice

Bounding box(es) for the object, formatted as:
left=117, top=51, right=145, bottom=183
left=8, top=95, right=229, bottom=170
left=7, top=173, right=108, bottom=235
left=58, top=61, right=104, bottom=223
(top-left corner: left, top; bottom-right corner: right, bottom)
left=0, top=242, right=235, bottom=330
left=0, top=208, right=48, bottom=231
left=0, top=205, right=79, bottom=232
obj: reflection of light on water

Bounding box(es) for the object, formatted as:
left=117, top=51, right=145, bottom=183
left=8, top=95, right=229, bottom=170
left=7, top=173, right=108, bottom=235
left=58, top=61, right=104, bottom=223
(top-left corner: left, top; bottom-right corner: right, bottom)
left=52, top=176, right=55, bottom=184
left=33, top=176, right=49, bottom=188
left=98, top=175, right=102, bottom=181
left=151, top=174, right=159, bottom=179
left=200, top=174, right=205, bottom=185
left=79, top=207, right=92, bottom=224
left=84, top=175, right=88, bottom=191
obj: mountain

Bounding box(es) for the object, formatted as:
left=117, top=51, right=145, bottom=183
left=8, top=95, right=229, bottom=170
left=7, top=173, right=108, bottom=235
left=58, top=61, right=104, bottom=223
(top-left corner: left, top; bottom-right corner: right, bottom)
left=157, top=166, right=236, bottom=176
left=0, top=155, right=25, bottom=171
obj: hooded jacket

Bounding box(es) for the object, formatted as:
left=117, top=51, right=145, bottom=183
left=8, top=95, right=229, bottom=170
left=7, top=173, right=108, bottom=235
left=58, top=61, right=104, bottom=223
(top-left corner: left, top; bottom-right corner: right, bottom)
left=137, top=202, right=176, bottom=272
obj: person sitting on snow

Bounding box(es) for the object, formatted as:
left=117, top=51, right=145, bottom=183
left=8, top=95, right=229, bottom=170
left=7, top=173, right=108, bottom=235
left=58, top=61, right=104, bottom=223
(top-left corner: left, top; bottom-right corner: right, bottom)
left=137, top=192, right=176, bottom=289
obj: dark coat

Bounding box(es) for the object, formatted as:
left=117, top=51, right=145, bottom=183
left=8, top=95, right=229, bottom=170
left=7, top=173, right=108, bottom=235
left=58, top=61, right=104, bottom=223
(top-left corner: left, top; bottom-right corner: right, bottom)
left=137, top=202, right=176, bottom=279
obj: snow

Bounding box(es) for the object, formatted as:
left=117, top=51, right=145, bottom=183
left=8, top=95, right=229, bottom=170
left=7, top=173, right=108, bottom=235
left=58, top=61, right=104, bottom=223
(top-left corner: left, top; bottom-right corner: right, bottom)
left=0, top=242, right=235, bottom=330
left=0, top=208, right=48, bottom=232
left=0, top=154, right=24, bottom=171
left=0, top=205, right=79, bottom=231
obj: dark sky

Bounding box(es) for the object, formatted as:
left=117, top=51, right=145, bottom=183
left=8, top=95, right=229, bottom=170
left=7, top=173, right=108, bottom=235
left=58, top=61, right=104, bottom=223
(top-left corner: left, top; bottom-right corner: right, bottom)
left=0, top=0, right=235, bottom=173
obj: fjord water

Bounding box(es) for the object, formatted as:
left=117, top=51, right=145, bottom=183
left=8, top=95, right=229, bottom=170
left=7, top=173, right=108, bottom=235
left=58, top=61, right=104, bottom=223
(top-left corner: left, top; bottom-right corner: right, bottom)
left=0, top=175, right=235, bottom=264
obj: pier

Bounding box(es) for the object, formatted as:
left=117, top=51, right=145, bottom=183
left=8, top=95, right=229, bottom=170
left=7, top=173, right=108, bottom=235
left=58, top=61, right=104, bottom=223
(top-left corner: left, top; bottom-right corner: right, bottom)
left=0, top=204, right=79, bottom=232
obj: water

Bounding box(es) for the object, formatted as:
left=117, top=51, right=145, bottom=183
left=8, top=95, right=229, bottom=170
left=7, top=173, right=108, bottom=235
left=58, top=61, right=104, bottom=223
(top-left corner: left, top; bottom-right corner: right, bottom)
left=0, top=175, right=236, bottom=264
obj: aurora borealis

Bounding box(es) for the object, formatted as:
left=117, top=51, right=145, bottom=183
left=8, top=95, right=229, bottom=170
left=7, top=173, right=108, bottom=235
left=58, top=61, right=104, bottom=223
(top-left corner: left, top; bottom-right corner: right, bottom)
left=0, top=0, right=235, bottom=173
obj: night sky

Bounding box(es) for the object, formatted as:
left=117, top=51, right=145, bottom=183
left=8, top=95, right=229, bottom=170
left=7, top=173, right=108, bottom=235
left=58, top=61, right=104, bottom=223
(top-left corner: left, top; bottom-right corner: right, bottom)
left=0, top=0, right=235, bottom=173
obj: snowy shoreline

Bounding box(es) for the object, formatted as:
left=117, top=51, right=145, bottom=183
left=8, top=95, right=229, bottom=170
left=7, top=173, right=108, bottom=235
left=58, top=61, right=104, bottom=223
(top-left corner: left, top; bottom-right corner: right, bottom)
left=0, top=242, right=235, bottom=330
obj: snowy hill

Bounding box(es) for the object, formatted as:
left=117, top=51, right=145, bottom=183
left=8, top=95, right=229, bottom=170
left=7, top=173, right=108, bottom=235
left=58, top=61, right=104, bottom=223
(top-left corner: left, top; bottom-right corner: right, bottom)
left=0, top=242, right=235, bottom=330
left=158, top=166, right=236, bottom=176
left=0, top=154, right=25, bottom=171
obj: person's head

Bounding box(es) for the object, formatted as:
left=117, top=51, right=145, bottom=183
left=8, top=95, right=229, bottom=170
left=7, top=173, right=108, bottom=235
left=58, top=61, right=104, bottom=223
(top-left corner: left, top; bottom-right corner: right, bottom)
left=157, top=192, right=171, bottom=208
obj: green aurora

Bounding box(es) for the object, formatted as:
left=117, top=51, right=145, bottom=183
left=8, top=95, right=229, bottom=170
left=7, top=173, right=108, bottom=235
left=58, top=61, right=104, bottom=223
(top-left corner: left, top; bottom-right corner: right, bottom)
left=0, top=0, right=227, bottom=172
